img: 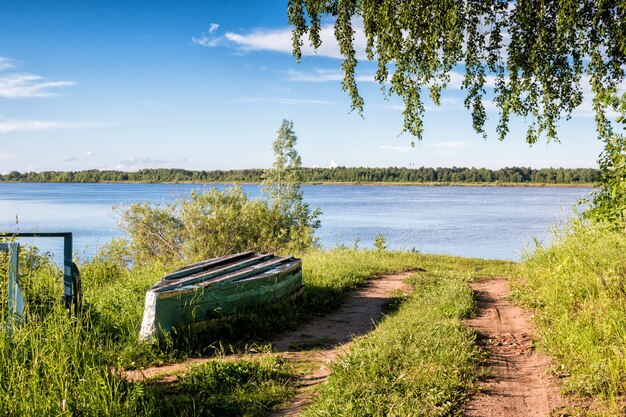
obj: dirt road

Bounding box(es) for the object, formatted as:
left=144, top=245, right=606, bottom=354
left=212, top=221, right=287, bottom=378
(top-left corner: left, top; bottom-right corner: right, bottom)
left=464, top=277, right=563, bottom=417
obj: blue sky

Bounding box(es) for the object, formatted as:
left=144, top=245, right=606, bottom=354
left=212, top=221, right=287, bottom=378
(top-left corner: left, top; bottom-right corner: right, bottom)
left=0, top=0, right=606, bottom=173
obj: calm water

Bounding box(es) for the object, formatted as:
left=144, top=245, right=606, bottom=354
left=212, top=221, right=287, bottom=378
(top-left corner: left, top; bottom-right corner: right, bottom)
left=0, top=182, right=590, bottom=261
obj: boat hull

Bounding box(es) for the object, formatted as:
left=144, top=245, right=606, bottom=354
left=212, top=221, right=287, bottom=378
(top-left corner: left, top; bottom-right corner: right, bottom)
left=139, top=253, right=302, bottom=340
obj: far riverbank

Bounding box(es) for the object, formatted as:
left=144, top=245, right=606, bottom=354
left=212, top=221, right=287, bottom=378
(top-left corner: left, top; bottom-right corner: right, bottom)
left=0, top=180, right=595, bottom=188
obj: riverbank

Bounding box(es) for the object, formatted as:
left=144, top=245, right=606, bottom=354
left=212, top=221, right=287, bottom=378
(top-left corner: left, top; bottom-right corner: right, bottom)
left=1, top=235, right=623, bottom=415
left=0, top=179, right=595, bottom=188
left=0, top=166, right=599, bottom=187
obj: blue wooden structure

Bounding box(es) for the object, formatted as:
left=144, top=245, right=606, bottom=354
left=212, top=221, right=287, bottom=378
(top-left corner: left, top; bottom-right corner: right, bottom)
left=1, top=241, right=23, bottom=330
left=1, top=233, right=81, bottom=327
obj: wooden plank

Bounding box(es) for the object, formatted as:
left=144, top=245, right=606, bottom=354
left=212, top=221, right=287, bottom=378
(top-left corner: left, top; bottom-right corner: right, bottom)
left=162, top=251, right=255, bottom=280
left=152, top=254, right=286, bottom=293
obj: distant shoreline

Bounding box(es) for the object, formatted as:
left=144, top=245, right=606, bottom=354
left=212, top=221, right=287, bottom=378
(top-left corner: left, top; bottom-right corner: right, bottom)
left=0, top=180, right=595, bottom=188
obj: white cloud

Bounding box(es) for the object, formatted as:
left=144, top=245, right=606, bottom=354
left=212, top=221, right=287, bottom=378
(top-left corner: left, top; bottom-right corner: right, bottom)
left=379, top=145, right=415, bottom=154
left=0, top=73, right=75, bottom=98
left=86, top=151, right=93, bottom=156
left=329, top=160, right=339, bottom=168
left=191, top=23, right=222, bottom=47
left=0, top=151, right=14, bottom=161
left=0, top=119, right=112, bottom=134
left=195, top=20, right=368, bottom=60
left=426, top=140, right=468, bottom=149
left=285, top=68, right=376, bottom=83
left=0, top=57, right=16, bottom=71
left=114, top=156, right=188, bottom=170
left=192, top=33, right=221, bottom=47
left=232, top=97, right=335, bottom=106
left=446, top=71, right=499, bottom=90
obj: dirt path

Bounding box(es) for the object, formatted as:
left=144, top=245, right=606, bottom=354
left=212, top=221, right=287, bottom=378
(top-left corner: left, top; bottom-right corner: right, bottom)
left=464, top=277, right=563, bottom=417
left=125, top=271, right=414, bottom=415
left=268, top=271, right=413, bottom=416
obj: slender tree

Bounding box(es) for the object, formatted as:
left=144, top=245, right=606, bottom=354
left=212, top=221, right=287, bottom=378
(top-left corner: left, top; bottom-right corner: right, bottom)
left=262, top=120, right=304, bottom=207
left=262, top=119, right=321, bottom=249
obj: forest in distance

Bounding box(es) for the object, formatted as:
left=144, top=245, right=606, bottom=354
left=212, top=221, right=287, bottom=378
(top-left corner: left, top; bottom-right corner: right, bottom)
left=0, top=166, right=600, bottom=185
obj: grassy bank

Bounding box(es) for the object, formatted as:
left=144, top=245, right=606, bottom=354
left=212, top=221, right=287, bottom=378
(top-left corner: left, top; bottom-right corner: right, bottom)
left=4, top=247, right=482, bottom=416
left=302, top=256, right=513, bottom=417
left=513, top=221, right=626, bottom=416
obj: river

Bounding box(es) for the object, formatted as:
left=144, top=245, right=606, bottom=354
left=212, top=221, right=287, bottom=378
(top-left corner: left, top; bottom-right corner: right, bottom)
left=0, top=183, right=590, bottom=261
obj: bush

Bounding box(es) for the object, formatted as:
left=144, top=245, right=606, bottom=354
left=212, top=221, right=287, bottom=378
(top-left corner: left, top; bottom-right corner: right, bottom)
left=118, top=185, right=319, bottom=264
left=119, top=120, right=320, bottom=265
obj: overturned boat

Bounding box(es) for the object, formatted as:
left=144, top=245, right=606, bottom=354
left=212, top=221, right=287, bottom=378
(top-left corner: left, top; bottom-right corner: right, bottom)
left=139, top=251, right=303, bottom=340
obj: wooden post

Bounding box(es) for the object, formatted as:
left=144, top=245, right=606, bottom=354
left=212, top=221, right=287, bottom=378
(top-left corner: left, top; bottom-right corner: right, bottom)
left=2, top=242, right=23, bottom=332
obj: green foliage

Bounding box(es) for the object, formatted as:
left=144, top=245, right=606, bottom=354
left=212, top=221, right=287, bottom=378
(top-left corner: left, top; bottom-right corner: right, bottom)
left=587, top=135, right=626, bottom=226
left=118, top=185, right=318, bottom=265
left=514, top=220, right=626, bottom=415
left=0, top=236, right=514, bottom=416
left=261, top=119, right=321, bottom=252
left=373, top=233, right=387, bottom=251
left=0, top=166, right=601, bottom=185
left=262, top=119, right=304, bottom=205
left=289, top=1, right=626, bottom=144
left=118, top=121, right=320, bottom=264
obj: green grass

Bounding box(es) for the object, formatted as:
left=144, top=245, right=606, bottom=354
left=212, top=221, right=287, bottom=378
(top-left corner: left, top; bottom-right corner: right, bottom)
left=302, top=256, right=512, bottom=417
left=0, top=245, right=515, bottom=416
left=150, top=356, right=294, bottom=417
left=513, top=220, right=626, bottom=416
left=5, top=247, right=513, bottom=416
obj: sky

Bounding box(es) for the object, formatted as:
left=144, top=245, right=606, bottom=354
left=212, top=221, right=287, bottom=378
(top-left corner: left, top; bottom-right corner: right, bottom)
left=0, top=0, right=607, bottom=173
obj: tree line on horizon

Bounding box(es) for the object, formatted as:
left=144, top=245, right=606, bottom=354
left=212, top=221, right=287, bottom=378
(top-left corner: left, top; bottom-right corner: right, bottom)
left=0, top=166, right=600, bottom=185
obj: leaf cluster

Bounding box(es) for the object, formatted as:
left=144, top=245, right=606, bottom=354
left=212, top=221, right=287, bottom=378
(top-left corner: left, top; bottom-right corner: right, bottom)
left=289, top=0, right=626, bottom=143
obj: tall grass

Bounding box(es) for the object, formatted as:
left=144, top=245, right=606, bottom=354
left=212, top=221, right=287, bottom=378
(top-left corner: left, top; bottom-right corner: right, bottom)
left=5, top=246, right=486, bottom=416
left=0, top=242, right=516, bottom=416
left=514, top=220, right=626, bottom=416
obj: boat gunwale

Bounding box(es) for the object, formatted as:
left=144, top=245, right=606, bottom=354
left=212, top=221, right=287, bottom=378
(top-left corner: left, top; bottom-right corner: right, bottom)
left=150, top=253, right=272, bottom=292
left=163, top=251, right=256, bottom=280
left=151, top=254, right=300, bottom=293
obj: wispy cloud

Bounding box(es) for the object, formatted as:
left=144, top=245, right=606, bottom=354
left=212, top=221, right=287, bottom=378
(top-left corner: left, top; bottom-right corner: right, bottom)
left=231, top=97, right=335, bottom=106
left=379, top=145, right=415, bottom=154
left=285, top=68, right=376, bottom=83
left=0, top=57, right=16, bottom=71
left=0, top=119, right=112, bottom=134
left=0, top=151, right=14, bottom=161
left=0, top=73, right=75, bottom=98
left=194, top=21, right=368, bottom=60
left=114, top=156, right=188, bottom=170
left=425, top=140, right=468, bottom=149
left=191, top=22, right=223, bottom=47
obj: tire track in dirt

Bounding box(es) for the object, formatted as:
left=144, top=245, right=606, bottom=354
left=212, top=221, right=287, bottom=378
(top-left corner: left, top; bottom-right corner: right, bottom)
left=268, top=271, right=413, bottom=416
left=464, top=277, right=563, bottom=417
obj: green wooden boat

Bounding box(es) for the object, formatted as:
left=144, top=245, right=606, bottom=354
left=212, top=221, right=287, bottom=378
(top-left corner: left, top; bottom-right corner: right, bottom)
left=139, top=251, right=303, bottom=340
